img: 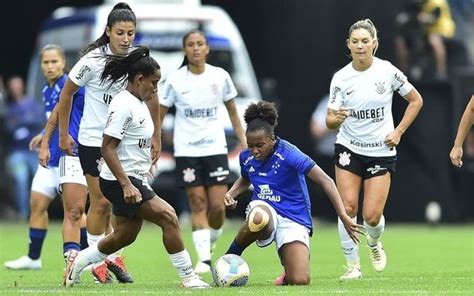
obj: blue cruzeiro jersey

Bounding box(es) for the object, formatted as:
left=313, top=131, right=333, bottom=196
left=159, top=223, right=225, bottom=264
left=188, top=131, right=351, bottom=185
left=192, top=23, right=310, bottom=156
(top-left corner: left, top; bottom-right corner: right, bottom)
left=42, top=74, right=85, bottom=166
left=240, top=138, right=315, bottom=234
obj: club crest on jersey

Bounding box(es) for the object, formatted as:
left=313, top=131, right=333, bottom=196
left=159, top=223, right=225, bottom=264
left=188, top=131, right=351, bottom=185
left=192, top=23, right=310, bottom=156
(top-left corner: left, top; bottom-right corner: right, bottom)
left=375, top=82, right=386, bottom=95
left=338, top=151, right=351, bottom=166
left=182, top=168, right=196, bottom=183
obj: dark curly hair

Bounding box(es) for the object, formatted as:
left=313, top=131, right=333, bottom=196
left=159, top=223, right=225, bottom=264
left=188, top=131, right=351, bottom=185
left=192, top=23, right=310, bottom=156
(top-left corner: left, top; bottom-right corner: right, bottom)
left=244, top=101, right=278, bottom=136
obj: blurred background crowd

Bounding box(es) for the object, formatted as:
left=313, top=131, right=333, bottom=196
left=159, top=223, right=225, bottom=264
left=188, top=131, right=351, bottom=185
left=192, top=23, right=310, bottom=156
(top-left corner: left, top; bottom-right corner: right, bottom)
left=0, top=0, right=473, bottom=222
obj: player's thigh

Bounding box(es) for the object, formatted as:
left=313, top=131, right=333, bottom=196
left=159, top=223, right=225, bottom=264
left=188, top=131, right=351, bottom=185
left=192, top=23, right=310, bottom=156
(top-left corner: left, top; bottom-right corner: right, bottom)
left=30, top=190, right=53, bottom=212
left=60, top=155, right=88, bottom=212
left=138, top=196, right=178, bottom=226
left=362, top=173, right=391, bottom=223
left=85, top=174, right=108, bottom=204
left=61, top=183, right=88, bottom=213
left=280, top=241, right=310, bottom=282
left=335, top=167, right=362, bottom=213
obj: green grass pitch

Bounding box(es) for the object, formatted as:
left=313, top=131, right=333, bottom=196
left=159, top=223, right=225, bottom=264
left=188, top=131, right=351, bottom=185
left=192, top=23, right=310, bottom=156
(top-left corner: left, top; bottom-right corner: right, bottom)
left=0, top=220, right=472, bottom=295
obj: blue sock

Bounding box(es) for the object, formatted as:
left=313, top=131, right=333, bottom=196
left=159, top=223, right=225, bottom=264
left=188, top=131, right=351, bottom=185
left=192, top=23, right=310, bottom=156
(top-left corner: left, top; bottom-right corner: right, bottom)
left=80, top=227, right=88, bottom=250
left=226, top=239, right=245, bottom=256
left=28, top=228, right=47, bottom=260
left=63, top=242, right=81, bottom=255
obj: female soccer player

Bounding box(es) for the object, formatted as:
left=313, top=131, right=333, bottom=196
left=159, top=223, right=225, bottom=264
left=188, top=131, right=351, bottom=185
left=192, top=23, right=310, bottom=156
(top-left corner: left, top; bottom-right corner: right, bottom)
left=326, top=19, right=423, bottom=280
left=159, top=29, right=246, bottom=273
left=64, top=46, right=210, bottom=289
left=223, top=101, right=362, bottom=285
left=58, top=2, right=160, bottom=283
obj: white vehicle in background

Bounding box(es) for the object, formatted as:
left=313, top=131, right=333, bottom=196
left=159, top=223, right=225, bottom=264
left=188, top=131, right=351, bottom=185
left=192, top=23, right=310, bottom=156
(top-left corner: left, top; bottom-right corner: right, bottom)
left=26, top=0, right=261, bottom=188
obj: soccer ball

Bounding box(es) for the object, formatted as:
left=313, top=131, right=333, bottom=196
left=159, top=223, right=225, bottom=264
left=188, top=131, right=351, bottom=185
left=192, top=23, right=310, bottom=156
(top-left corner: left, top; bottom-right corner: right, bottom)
left=212, top=254, right=250, bottom=287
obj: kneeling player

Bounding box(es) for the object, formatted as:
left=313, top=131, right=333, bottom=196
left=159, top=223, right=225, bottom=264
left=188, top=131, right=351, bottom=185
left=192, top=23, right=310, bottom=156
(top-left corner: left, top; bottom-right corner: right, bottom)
left=223, top=101, right=363, bottom=285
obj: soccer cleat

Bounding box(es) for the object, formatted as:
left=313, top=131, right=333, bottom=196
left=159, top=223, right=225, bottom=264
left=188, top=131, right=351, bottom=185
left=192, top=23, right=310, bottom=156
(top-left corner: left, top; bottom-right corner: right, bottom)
left=194, top=260, right=212, bottom=274
left=339, top=265, right=362, bottom=280
left=4, top=256, right=42, bottom=270
left=181, top=274, right=211, bottom=289
left=105, top=256, right=133, bottom=283
left=64, top=250, right=79, bottom=287
left=274, top=272, right=288, bottom=286
left=92, top=262, right=113, bottom=284
left=368, top=242, right=387, bottom=272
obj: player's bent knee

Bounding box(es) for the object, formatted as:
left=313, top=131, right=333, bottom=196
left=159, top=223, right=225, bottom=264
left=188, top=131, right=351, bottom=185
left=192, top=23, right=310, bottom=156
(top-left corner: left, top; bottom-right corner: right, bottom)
left=248, top=207, right=270, bottom=233
left=160, top=207, right=179, bottom=227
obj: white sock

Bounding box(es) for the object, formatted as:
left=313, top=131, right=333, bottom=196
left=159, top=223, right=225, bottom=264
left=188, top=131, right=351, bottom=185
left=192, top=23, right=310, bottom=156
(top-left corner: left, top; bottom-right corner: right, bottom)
left=169, top=249, right=195, bottom=279
left=364, top=215, right=385, bottom=247
left=87, top=232, right=105, bottom=247
left=192, top=229, right=211, bottom=262
left=210, top=227, right=223, bottom=252
left=338, top=216, right=360, bottom=267
left=75, top=244, right=108, bottom=274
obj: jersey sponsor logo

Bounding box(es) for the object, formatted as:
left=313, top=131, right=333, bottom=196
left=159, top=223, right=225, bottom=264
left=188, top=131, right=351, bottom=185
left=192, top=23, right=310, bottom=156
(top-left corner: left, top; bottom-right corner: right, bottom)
left=274, top=152, right=285, bottom=161
left=394, top=73, right=406, bottom=88
left=184, top=107, right=218, bottom=119
left=349, top=139, right=384, bottom=148
left=138, top=138, right=151, bottom=149
left=330, top=86, right=341, bottom=104
left=75, top=65, right=91, bottom=81
left=257, top=184, right=281, bottom=202
left=350, top=107, right=385, bottom=123
left=210, top=167, right=229, bottom=178
left=258, top=172, right=267, bottom=176
left=338, top=151, right=351, bottom=166
left=188, top=137, right=215, bottom=146
left=243, top=156, right=253, bottom=166
left=103, top=93, right=113, bottom=105
left=132, top=170, right=148, bottom=179
left=367, top=165, right=387, bottom=175
left=182, top=168, right=196, bottom=183
left=105, top=111, right=114, bottom=129
left=121, top=116, right=132, bottom=136
left=375, top=82, right=386, bottom=95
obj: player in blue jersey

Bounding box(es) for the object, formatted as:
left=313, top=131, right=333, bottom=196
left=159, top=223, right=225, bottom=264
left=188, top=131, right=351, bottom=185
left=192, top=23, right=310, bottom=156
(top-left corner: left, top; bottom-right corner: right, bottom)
left=4, top=44, right=88, bottom=270
left=223, top=101, right=363, bottom=285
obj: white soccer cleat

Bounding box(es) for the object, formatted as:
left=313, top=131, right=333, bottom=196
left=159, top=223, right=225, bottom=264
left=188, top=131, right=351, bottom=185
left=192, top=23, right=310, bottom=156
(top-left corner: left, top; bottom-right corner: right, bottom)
left=63, top=250, right=80, bottom=287
left=368, top=242, right=387, bottom=272
left=194, top=261, right=211, bottom=274
left=181, top=274, right=211, bottom=289
left=339, top=265, right=362, bottom=281
left=4, top=256, right=42, bottom=270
